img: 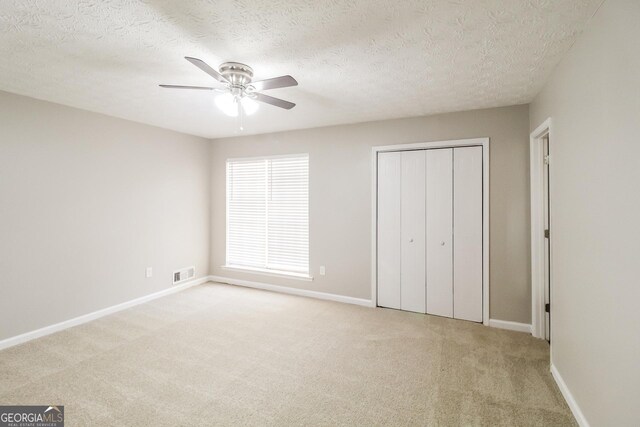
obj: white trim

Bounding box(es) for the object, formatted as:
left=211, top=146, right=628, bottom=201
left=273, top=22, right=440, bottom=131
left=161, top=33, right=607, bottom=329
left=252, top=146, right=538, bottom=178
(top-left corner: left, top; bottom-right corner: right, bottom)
left=0, top=276, right=211, bottom=351
left=373, top=138, right=488, bottom=152
left=371, top=138, right=490, bottom=325
left=221, top=265, right=313, bottom=281
left=530, top=118, right=552, bottom=340
left=551, top=364, right=590, bottom=427
left=210, top=275, right=375, bottom=307
left=482, top=140, right=490, bottom=326
left=488, top=318, right=532, bottom=333
left=370, top=147, right=378, bottom=311
left=226, top=152, right=308, bottom=162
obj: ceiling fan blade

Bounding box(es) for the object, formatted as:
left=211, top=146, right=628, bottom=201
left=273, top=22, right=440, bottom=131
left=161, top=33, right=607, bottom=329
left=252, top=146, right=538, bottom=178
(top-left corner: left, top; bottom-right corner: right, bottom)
left=250, top=75, right=298, bottom=91
left=254, top=93, right=296, bottom=110
left=184, top=56, right=228, bottom=83
left=159, top=84, right=216, bottom=90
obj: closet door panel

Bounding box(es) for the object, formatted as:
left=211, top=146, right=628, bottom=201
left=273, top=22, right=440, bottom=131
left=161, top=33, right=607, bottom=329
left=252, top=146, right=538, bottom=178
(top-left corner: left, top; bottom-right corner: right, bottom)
left=426, top=148, right=453, bottom=318
left=453, top=146, right=483, bottom=322
left=377, top=152, right=402, bottom=309
left=400, top=150, right=426, bottom=313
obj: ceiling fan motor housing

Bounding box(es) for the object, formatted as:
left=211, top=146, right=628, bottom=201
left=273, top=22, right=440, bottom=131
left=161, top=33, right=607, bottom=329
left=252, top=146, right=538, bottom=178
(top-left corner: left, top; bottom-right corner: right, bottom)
left=219, top=62, right=254, bottom=95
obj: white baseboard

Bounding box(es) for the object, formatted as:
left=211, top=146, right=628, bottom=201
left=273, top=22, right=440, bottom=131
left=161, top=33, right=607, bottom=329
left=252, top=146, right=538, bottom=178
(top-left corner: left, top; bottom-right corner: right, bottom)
left=209, top=275, right=375, bottom=308
left=551, top=364, right=589, bottom=426
left=0, top=276, right=211, bottom=351
left=488, top=318, right=532, bottom=333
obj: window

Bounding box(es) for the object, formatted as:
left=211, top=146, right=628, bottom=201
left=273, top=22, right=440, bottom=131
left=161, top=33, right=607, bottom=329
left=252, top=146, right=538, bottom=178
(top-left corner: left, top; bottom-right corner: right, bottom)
left=226, top=154, right=309, bottom=278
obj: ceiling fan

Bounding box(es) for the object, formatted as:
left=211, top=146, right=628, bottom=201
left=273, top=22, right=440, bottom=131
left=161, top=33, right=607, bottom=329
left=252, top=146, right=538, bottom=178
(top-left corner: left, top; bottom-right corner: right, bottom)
left=160, top=57, right=298, bottom=118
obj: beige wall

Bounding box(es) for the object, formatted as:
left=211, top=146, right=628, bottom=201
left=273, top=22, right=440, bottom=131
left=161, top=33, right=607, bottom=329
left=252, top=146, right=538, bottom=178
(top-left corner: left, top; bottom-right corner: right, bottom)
left=0, top=91, right=211, bottom=341
left=210, top=105, right=531, bottom=323
left=530, top=0, right=640, bottom=424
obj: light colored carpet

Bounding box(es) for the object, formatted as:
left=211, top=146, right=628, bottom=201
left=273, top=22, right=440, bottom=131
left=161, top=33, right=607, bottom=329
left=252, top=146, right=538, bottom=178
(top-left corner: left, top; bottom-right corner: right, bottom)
left=0, top=282, right=575, bottom=426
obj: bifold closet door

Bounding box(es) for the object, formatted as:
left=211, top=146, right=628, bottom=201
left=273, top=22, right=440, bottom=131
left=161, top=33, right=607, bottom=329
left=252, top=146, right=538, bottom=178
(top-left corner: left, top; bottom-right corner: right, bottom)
left=377, top=146, right=482, bottom=320
left=377, top=152, right=401, bottom=309
left=425, top=148, right=453, bottom=317
left=400, top=151, right=426, bottom=313
left=453, top=146, right=483, bottom=322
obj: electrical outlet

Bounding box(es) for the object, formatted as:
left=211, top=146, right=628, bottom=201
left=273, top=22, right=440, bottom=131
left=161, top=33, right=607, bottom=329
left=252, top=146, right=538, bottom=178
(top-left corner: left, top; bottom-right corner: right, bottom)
left=319, top=266, right=326, bottom=276
left=145, top=267, right=153, bottom=278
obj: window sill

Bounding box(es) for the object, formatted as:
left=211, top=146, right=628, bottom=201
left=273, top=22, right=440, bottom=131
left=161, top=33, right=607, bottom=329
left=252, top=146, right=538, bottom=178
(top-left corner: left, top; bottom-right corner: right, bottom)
left=221, top=265, right=314, bottom=281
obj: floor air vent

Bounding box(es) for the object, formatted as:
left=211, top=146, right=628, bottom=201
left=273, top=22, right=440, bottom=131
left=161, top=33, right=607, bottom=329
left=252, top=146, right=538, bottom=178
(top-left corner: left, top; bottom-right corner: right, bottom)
left=173, top=266, right=195, bottom=285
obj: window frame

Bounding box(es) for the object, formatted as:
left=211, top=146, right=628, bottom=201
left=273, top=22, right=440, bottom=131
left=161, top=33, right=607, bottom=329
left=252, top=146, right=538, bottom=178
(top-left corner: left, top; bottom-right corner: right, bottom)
left=224, top=153, right=312, bottom=281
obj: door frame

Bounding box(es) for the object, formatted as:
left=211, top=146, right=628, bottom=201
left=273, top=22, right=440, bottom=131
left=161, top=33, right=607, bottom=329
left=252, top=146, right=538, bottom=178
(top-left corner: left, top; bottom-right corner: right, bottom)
left=371, top=137, right=490, bottom=325
left=530, top=118, right=553, bottom=339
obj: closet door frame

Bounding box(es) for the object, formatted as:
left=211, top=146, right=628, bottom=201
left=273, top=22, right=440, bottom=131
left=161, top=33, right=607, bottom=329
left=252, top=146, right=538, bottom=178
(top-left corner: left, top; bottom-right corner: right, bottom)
left=371, top=138, right=490, bottom=326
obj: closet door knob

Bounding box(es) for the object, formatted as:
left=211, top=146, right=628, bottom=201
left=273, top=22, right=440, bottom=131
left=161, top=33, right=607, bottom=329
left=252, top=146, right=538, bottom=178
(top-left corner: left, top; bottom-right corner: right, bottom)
left=440, top=241, right=445, bottom=246
left=409, top=238, right=414, bottom=243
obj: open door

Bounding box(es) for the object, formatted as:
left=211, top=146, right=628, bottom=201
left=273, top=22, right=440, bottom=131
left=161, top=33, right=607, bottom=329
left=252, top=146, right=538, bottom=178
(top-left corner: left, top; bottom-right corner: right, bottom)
left=543, top=135, right=551, bottom=342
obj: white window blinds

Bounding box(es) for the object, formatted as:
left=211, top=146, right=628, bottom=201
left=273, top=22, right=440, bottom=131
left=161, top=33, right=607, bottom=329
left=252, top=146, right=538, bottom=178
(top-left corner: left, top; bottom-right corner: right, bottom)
left=226, top=154, right=309, bottom=275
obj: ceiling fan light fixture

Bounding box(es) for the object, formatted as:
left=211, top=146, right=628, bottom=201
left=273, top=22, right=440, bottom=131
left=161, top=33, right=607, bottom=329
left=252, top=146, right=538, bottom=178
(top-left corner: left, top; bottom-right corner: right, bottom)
left=241, top=96, right=259, bottom=116
left=214, top=92, right=239, bottom=117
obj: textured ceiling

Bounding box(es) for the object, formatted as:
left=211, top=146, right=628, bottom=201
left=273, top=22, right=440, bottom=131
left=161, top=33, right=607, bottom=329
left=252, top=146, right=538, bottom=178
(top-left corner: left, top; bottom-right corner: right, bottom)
left=0, top=0, right=602, bottom=138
